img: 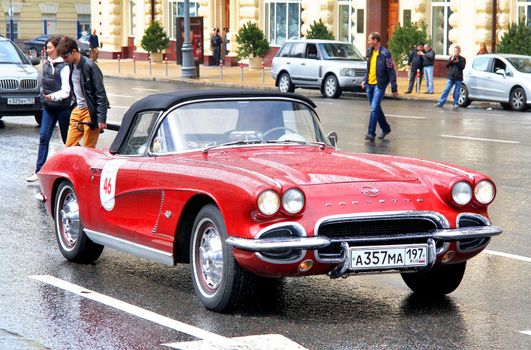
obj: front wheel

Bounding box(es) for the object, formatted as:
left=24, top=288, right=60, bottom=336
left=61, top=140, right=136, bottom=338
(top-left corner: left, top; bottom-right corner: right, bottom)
left=54, top=181, right=104, bottom=263
left=510, top=87, right=527, bottom=111
left=321, top=75, right=342, bottom=98
left=277, top=72, right=295, bottom=93
left=458, top=85, right=471, bottom=107
left=401, top=262, right=466, bottom=296
left=190, top=204, right=258, bottom=312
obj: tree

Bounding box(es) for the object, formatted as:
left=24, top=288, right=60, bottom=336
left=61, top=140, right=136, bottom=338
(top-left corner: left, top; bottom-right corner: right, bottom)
left=305, top=19, right=334, bottom=40
left=141, top=21, right=169, bottom=54
left=235, top=22, right=270, bottom=59
left=389, top=22, right=428, bottom=69
left=497, top=22, right=531, bottom=56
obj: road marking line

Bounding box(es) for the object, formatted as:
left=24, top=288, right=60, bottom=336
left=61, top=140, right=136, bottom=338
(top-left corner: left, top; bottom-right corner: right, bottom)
left=107, top=93, right=134, bottom=98
left=164, top=334, right=308, bottom=350
left=484, top=250, right=531, bottom=263
left=520, top=331, right=531, bottom=336
left=29, top=275, right=242, bottom=347
left=441, top=135, right=520, bottom=144
left=132, top=88, right=160, bottom=92
left=386, top=114, right=425, bottom=119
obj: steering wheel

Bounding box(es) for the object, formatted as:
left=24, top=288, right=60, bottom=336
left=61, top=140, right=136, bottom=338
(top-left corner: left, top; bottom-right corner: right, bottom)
left=262, top=126, right=298, bottom=139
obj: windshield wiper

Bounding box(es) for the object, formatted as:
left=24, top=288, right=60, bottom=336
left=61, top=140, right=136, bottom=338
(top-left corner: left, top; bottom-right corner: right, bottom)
left=266, top=139, right=327, bottom=149
left=202, top=139, right=262, bottom=154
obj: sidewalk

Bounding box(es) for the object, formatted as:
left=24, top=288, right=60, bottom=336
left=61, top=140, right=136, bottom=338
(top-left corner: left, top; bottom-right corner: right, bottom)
left=96, top=59, right=447, bottom=102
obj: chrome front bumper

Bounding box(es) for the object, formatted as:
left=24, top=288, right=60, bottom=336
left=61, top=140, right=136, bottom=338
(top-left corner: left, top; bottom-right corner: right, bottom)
left=225, top=225, right=503, bottom=252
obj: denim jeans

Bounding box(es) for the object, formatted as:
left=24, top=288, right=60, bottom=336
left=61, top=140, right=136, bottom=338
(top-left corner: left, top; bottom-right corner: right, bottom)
left=437, top=79, right=462, bottom=106
left=366, top=84, right=391, bottom=137
left=423, top=66, right=434, bottom=93
left=35, top=108, right=71, bottom=173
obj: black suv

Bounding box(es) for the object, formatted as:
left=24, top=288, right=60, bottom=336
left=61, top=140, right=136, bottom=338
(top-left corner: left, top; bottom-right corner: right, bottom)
left=0, top=36, right=42, bottom=125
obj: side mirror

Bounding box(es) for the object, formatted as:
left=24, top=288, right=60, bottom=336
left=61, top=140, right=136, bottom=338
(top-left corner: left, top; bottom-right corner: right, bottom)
left=327, top=131, right=338, bottom=149
left=495, top=69, right=506, bottom=78
left=30, top=56, right=40, bottom=66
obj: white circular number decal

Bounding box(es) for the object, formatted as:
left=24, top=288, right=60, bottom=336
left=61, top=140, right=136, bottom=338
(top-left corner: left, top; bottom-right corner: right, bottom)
left=100, top=159, right=125, bottom=211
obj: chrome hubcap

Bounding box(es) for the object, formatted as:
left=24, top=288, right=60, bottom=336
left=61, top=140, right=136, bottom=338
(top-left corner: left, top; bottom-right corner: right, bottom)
left=512, top=91, right=523, bottom=109
left=459, top=87, right=466, bottom=104
left=325, top=78, right=336, bottom=96
left=60, top=193, right=80, bottom=249
left=198, top=221, right=223, bottom=292
left=279, top=75, right=289, bottom=92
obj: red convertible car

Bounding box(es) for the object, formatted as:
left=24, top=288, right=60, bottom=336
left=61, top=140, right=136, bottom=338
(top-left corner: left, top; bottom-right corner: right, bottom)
left=37, top=90, right=502, bottom=312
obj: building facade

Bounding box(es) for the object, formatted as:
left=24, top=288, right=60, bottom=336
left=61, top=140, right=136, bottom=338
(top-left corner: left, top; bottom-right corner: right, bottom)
left=96, top=0, right=530, bottom=66
left=1, top=1, right=91, bottom=41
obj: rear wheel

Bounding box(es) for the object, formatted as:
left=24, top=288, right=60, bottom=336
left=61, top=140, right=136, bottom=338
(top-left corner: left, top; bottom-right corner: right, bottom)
left=321, top=74, right=342, bottom=98
left=54, top=181, right=104, bottom=263
left=510, top=87, right=527, bottom=111
left=458, top=85, right=471, bottom=107
left=190, top=204, right=259, bottom=312
left=401, top=262, right=466, bottom=296
left=277, top=72, right=295, bottom=93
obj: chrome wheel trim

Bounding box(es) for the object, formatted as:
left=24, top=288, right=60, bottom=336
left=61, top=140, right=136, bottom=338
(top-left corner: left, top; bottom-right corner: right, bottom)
left=512, top=90, right=524, bottom=109
left=278, top=74, right=290, bottom=92
left=325, top=77, right=337, bottom=97
left=195, top=218, right=224, bottom=296
left=458, top=87, right=466, bottom=104
left=58, top=190, right=80, bottom=251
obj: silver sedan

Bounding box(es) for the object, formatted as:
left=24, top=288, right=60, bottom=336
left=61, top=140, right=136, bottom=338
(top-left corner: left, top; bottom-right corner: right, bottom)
left=459, top=54, right=531, bottom=111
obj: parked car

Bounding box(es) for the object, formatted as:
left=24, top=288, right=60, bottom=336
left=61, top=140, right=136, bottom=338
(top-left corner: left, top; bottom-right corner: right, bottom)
left=22, top=34, right=90, bottom=58
left=459, top=54, right=531, bottom=111
left=37, top=90, right=502, bottom=312
left=271, top=39, right=367, bottom=98
left=0, top=35, right=42, bottom=125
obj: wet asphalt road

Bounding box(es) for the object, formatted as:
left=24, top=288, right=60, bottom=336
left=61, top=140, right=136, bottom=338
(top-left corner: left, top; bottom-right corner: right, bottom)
left=0, top=78, right=530, bottom=349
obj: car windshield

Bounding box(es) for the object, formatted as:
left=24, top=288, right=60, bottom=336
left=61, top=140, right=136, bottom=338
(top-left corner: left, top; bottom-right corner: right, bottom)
left=150, top=99, right=330, bottom=153
left=321, top=43, right=364, bottom=60
left=506, top=56, right=531, bottom=73
left=0, top=41, right=30, bottom=64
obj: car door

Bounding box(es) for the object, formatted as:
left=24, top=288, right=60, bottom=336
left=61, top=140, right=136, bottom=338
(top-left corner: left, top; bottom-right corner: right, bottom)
left=288, top=42, right=307, bottom=84
left=466, top=56, right=492, bottom=98
left=296, top=43, right=321, bottom=87
left=484, top=58, right=513, bottom=101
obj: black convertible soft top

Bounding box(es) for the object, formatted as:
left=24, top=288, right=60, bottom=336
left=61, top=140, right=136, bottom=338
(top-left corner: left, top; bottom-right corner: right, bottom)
left=109, top=89, right=317, bottom=154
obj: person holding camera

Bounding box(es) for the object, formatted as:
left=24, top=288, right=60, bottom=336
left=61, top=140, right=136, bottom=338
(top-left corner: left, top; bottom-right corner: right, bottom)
left=405, top=43, right=424, bottom=94
left=434, top=45, right=466, bottom=108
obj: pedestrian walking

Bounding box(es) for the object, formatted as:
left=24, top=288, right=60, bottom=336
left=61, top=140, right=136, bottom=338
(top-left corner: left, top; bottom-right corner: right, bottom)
left=405, top=43, right=424, bottom=94
left=89, top=29, right=100, bottom=62
left=361, top=32, right=398, bottom=142
left=434, top=45, right=466, bottom=109
left=211, top=27, right=222, bottom=65
left=56, top=36, right=109, bottom=148
left=26, top=35, right=72, bottom=182
left=422, top=43, right=436, bottom=94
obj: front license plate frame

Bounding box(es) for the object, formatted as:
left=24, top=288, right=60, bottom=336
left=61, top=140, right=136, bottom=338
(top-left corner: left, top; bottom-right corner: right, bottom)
left=349, top=243, right=428, bottom=270
left=7, top=97, right=34, bottom=105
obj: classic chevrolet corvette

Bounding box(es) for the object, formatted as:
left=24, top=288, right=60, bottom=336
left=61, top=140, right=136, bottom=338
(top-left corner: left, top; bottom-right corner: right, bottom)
left=37, top=90, right=502, bottom=312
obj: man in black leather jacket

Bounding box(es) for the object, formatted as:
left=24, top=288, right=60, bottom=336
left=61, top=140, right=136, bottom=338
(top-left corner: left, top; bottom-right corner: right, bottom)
left=56, top=36, right=109, bottom=148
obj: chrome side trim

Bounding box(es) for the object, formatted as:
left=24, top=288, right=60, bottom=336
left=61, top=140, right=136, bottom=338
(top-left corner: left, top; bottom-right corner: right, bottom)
left=433, top=225, right=502, bottom=240
left=84, top=229, right=174, bottom=265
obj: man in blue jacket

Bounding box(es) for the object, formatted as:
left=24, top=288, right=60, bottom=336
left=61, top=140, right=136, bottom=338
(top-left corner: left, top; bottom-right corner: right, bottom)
left=361, top=32, right=398, bottom=141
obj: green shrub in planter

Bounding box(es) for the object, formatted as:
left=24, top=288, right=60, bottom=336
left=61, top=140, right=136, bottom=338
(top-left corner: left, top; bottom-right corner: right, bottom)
left=141, top=21, right=170, bottom=54
left=235, top=22, right=270, bottom=59
left=389, top=22, right=428, bottom=69
left=306, top=19, right=334, bottom=40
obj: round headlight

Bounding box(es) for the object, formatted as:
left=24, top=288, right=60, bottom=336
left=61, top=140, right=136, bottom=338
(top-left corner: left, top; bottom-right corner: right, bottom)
left=282, top=188, right=305, bottom=214
left=451, top=181, right=473, bottom=206
left=257, top=190, right=280, bottom=215
left=474, top=180, right=495, bottom=204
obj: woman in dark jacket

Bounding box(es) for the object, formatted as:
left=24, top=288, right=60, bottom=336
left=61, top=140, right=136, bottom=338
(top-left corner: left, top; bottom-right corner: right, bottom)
left=27, top=35, right=71, bottom=182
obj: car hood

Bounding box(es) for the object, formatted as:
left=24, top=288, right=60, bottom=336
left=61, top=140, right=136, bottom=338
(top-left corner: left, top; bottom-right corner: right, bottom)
left=320, top=59, right=366, bottom=68
left=202, top=147, right=418, bottom=186
left=0, top=64, right=38, bottom=78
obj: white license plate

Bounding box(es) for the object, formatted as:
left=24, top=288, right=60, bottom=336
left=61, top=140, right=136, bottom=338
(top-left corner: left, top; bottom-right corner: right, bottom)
left=7, top=97, right=34, bottom=105
left=350, top=244, right=428, bottom=270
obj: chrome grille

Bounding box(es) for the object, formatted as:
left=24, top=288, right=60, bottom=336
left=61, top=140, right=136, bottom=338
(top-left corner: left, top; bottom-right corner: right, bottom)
left=0, top=79, right=19, bottom=90
left=354, top=69, right=366, bottom=77
left=20, top=79, right=38, bottom=90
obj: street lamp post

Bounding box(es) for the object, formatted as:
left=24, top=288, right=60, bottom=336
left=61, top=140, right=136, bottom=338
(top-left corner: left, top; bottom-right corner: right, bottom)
left=181, top=0, right=196, bottom=78
left=8, top=0, right=14, bottom=41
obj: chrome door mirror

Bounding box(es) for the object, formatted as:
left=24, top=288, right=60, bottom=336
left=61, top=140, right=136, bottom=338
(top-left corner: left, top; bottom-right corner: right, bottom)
left=327, top=131, right=338, bottom=149
left=495, top=69, right=506, bottom=78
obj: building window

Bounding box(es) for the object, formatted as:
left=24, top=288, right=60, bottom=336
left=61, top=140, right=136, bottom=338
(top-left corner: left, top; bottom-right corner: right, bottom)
left=337, top=1, right=364, bottom=43
left=78, top=14, right=91, bottom=35
left=517, top=1, right=531, bottom=25
left=431, top=0, right=452, bottom=55
left=356, top=9, right=364, bottom=34
left=169, top=0, right=200, bottom=39
left=264, top=0, right=301, bottom=46
left=43, top=14, right=57, bottom=35
left=403, top=9, right=411, bottom=25
left=4, top=13, right=19, bottom=40
left=129, top=1, right=136, bottom=36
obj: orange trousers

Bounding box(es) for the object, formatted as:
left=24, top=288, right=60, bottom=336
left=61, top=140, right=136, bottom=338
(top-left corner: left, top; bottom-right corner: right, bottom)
left=65, top=107, right=100, bottom=148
